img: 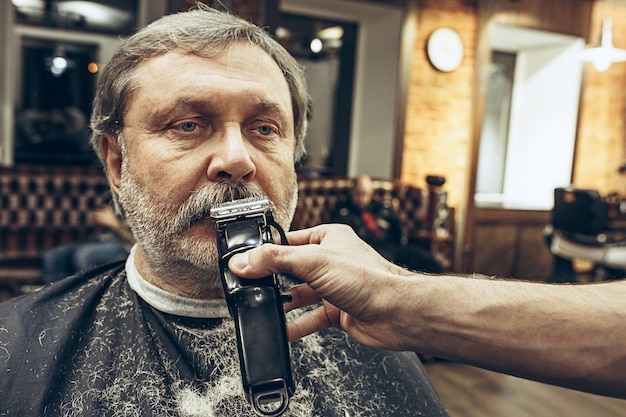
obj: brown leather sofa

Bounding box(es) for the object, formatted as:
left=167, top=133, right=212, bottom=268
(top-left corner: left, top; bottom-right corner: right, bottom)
left=0, top=165, right=111, bottom=300
left=291, top=176, right=454, bottom=270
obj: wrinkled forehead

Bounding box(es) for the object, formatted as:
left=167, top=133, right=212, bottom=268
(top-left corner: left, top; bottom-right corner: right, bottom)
left=124, top=44, right=294, bottom=124
left=131, top=42, right=284, bottom=88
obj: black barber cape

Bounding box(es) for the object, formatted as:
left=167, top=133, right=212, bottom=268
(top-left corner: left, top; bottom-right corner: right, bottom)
left=0, top=261, right=449, bottom=416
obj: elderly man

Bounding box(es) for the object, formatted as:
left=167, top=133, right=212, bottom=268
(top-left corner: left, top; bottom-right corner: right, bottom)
left=0, top=6, right=447, bottom=417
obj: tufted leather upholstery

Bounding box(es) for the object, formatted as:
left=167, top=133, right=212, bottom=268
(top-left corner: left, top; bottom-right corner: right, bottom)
left=0, top=165, right=111, bottom=298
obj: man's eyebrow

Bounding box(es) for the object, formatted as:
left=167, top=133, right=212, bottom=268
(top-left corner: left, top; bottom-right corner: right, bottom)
left=136, top=99, right=201, bottom=124
left=255, top=102, right=294, bottom=128
left=254, top=101, right=289, bottom=117
left=141, top=99, right=201, bottom=117
left=176, top=99, right=288, bottom=116
left=255, top=101, right=280, bottom=110
left=178, top=98, right=207, bottom=110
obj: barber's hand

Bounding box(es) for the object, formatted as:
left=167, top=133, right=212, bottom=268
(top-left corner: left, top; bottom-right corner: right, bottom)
left=228, top=224, right=412, bottom=350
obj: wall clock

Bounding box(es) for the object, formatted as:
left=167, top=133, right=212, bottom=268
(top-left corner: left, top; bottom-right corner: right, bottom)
left=427, top=27, right=464, bottom=72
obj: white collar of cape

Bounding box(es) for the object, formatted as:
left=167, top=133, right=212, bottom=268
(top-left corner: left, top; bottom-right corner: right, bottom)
left=126, top=244, right=230, bottom=319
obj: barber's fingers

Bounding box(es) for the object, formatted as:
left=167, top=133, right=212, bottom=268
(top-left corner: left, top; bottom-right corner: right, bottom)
left=279, top=225, right=330, bottom=246
left=226, top=226, right=324, bottom=278
left=277, top=224, right=360, bottom=248
left=229, top=243, right=311, bottom=279
left=284, top=283, right=322, bottom=313
left=229, top=224, right=359, bottom=279
left=228, top=230, right=339, bottom=281
left=286, top=301, right=342, bottom=342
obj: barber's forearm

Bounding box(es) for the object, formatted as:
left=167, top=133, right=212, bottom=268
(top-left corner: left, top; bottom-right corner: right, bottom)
left=230, top=224, right=626, bottom=397
left=397, top=276, right=626, bottom=398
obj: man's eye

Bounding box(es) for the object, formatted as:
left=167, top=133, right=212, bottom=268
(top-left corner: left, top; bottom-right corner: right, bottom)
left=178, top=121, right=198, bottom=132
left=256, top=125, right=275, bottom=136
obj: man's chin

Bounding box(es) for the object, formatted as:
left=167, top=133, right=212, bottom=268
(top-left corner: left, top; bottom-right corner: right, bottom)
left=148, top=223, right=221, bottom=274
left=181, top=221, right=217, bottom=245
left=178, top=235, right=219, bottom=268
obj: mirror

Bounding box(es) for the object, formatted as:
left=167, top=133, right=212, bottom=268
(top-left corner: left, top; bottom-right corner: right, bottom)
left=274, top=12, right=358, bottom=177
left=474, top=24, right=585, bottom=210
left=2, top=1, right=135, bottom=166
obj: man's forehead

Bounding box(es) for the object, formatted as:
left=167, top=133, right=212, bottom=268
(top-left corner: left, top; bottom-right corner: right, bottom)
left=124, top=47, right=294, bottom=122
left=135, top=43, right=277, bottom=75
left=135, top=47, right=286, bottom=90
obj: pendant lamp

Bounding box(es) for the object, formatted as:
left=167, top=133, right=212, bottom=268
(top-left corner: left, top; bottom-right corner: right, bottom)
left=582, top=18, right=626, bottom=72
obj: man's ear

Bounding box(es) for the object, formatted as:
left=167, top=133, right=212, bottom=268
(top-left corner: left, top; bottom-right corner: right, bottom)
left=101, top=134, right=123, bottom=196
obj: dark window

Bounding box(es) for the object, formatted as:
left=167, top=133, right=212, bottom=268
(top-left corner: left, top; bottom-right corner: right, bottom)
left=15, top=39, right=98, bottom=166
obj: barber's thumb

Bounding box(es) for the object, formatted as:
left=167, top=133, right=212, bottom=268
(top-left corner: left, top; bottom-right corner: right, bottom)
left=228, top=252, right=250, bottom=274
left=229, top=250, right=274, bottom=279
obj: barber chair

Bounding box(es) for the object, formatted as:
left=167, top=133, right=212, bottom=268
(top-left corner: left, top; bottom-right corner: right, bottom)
left=545, top=187, right=626, bottom=282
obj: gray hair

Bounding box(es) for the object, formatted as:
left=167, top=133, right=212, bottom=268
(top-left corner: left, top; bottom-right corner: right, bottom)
left=90, top=5, right=309, bottom=171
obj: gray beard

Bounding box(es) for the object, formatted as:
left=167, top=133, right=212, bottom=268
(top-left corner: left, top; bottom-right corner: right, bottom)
left=117, top=161, right=297, bottom=296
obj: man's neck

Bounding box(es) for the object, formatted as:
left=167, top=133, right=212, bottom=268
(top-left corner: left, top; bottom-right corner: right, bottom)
left=133, top=245, right=225, bottom=300
left=125, top=245, right=229, bottom=318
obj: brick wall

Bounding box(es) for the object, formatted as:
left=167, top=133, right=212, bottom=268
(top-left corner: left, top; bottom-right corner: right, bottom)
left=574, top=1, right=626, bottom=194
left=401, top=0, right=477, bottom=211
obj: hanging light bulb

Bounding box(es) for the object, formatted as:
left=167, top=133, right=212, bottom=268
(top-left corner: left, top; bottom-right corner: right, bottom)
left=582, top=19, right=626, bottom=72
left=309, top=37, right=323, bottom=54
left=46, top=44, right=70, bottom=76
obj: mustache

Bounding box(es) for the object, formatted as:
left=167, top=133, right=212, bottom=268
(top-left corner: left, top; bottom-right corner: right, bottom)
left=173, top=183, right=266, bottom=232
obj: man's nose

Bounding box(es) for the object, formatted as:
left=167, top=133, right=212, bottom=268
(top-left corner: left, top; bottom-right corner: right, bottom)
left=206, top=126, right=256, bottom=183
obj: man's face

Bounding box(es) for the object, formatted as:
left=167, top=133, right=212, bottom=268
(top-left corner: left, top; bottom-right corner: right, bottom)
left=351, top=181, right=374, bottom=210
left=103, top=43, right=298, bottom=296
